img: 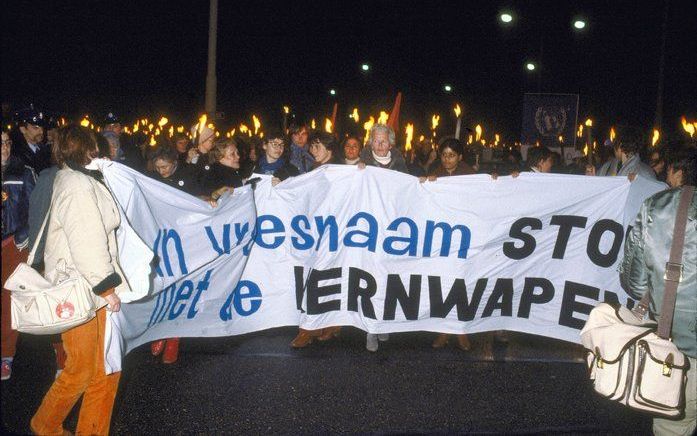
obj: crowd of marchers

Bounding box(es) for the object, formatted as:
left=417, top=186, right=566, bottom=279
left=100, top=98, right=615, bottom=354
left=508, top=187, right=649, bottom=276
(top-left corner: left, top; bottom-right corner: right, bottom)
left=2, top=104, right=696, bottom=436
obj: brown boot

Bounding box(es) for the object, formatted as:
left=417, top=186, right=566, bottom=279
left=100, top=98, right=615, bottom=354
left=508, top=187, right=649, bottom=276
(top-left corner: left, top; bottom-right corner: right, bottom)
left=456, top=334, right=471, bottom=351
left=290, top=329, right=319, bottom=348
left=432, top=333, right=450, bottom=349
left=317, top=326, right=341, bottom=341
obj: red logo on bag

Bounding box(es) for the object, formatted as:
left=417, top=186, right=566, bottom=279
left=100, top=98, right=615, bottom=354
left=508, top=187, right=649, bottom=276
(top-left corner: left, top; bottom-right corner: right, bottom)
left=56, top=302, right=75, bottom=319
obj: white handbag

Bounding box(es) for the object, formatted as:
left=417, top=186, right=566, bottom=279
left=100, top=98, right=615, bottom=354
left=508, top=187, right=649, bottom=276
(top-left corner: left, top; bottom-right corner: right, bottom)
left=580, top=186, right=694, bottom=418
left=581, top=303, right=689, bottom=417
left=4, top=192, right=103, bottom=335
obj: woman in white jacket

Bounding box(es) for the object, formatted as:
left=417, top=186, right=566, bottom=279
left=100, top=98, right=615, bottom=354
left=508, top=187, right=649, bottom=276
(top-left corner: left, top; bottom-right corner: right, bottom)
left=31, top=125, right=126, bottom=436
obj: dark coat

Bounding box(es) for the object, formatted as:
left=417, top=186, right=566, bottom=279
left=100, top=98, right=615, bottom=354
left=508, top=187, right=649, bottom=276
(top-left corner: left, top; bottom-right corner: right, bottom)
left=2, top=156, right=36, bottom=246
left=11, top=136, right=52, bottom=175
left=360, top=147, right=409, bottom=174
left=155, top=163, right=205, bottom=197
left=200, top=162, right=244, bottom=196
left=189, top=152, right=214, bottom=185
left=430, top=161, right=476, bottom=177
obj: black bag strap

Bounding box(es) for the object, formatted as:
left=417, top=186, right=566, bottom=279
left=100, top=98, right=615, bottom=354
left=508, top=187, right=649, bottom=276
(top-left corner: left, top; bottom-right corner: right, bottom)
left=27, top=194, right=53, bottom=269
left=657, top=185, right=694, bottom=339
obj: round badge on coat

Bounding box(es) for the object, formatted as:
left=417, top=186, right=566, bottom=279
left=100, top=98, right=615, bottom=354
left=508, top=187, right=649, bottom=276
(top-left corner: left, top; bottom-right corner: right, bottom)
left=55, top=302, right=75, bottom=319
left=178, top=180, right=185, bottom=186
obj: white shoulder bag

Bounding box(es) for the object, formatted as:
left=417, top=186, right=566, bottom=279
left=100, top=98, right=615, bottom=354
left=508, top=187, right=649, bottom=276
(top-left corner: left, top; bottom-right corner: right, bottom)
left=4, top=190, right=103, bottom=335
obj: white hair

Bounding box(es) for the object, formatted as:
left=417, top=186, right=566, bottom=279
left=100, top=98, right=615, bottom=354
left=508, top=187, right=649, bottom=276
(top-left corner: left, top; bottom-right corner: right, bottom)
left=369, top=124, right=396, bottom=146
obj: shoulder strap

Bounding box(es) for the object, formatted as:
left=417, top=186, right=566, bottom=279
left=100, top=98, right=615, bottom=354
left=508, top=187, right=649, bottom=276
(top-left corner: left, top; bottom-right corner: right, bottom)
left=657, top=185, right=694, bottom=339
left=27, top=185, right=55, bottom=268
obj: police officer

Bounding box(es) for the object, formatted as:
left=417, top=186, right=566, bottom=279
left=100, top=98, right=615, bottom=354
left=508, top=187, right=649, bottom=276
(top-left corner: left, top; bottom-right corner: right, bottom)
left=12, top=106, right=52, bottom=174
left=103, top=111, right=123, bottom=136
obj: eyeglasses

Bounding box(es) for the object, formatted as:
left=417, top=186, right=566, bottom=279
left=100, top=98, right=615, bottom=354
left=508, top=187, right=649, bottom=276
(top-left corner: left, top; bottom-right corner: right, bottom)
left=267, top=139, right=285, bottom=149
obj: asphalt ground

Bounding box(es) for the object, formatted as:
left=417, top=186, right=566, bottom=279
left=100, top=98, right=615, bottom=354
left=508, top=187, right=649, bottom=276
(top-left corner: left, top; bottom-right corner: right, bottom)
left=2, top=328, right=653, bottom=435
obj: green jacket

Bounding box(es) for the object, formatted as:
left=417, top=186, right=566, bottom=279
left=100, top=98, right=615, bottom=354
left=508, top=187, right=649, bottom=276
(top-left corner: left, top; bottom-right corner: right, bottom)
left=620, top=186, right=697, bottom=357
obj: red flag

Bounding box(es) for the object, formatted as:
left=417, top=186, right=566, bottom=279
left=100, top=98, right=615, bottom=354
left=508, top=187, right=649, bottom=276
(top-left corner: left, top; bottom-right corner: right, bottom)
left=330, top=103, right=338, bottom=134
left=386, top=92, right=402, bottom=133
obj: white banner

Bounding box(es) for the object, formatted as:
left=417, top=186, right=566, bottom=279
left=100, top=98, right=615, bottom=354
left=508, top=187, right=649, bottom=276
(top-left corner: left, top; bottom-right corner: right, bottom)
left=101, top=163, right=665, bottom=372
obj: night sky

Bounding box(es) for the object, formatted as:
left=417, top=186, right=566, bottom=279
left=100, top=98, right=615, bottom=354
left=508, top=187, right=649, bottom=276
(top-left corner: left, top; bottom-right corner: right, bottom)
left=2, top=0, right=696, bottom=142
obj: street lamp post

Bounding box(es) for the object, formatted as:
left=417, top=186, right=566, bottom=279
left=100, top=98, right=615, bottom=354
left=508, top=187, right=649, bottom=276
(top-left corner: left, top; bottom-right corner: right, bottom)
left=205, top=0, right=218, bottom=116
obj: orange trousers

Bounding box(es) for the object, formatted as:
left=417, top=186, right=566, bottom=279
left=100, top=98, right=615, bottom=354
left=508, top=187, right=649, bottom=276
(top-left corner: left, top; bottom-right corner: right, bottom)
left=1, top=236, right=25, bottom=358
left=31, top=308, right=121, bottom=436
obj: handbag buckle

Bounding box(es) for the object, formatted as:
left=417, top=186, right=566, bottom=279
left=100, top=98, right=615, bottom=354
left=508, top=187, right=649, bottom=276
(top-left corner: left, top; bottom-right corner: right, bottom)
left=664, top=262, right=683, bottom=282
left=662, top=353, right=674, bottom=377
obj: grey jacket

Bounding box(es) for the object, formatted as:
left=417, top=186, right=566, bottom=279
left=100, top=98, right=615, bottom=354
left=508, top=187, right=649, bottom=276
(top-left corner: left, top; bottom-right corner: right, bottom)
left=617, top=154, right=656, bottom=180
left=620, top=186, right=697, bottom=357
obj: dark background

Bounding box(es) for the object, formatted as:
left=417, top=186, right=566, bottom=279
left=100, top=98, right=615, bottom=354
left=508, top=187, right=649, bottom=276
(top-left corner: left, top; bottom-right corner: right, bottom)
left=2, top=0, right=696, bottom=142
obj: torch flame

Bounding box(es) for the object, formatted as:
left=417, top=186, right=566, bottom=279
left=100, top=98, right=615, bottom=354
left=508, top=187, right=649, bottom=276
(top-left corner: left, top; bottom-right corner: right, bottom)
left=681, top=116, right=695, bottom=138
left=149, top=135, right=157, bottom=146
left=168, top=126, right=174, bottom=137
left=475, top=124, right=482, bottom=141
left=454, top=104, right=461, bottom=118
left=377, top=111, right=389, bottom=125
left=197, top=114, right=207, bottom=135
left=239, top=124, right=249, bottom=134
left=577, top=124, right=584, bottom=137
left=467, top=135, right=473, bottom=144
left=558, top=135, right=563, bottom=143
left=652, top=129, right=660, bottom=146
left=405, top=123, right=414, bottom=152
left=157, top=117, right=168, bottom=127
left=133, top=123, right=139, bottom=133
left=154, top=128, right=161, bottom=136
left=583, top=144, right=589, bottom=156
left=431, top=115, right=440, bottom=131
left=177, top=126, right=184, bottom=133
left=324, top=118, right=333, bottom=133
left=495, top=134, right=500, bottom=146
left=350, top=108, right=359, bottom=123
left=311, top=119, right=316, bottom=130
left=585, top=118, right=593, bottom=127
left=283, top=106, right=290, bottom=114
left=252, top=115, right=261, bottom=135
left=363, top=116, right=375, bottom=144
left=80, top=117, right=90, bottom=127
left=148, top=123, right=154, bottom=131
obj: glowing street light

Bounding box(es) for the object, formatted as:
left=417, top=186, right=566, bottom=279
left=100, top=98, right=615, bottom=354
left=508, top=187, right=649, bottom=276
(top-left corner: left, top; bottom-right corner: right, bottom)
left=526, top=62, right=537, bottom=71
left=573, top=19, right=587, bottom=30
left=329, top=89, right=336, bottom=96
left=500, top=13, right=513, bottom=23
left=361, top=63, right=370, bottom=72
left=443, top=84, right=453, bottom=92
